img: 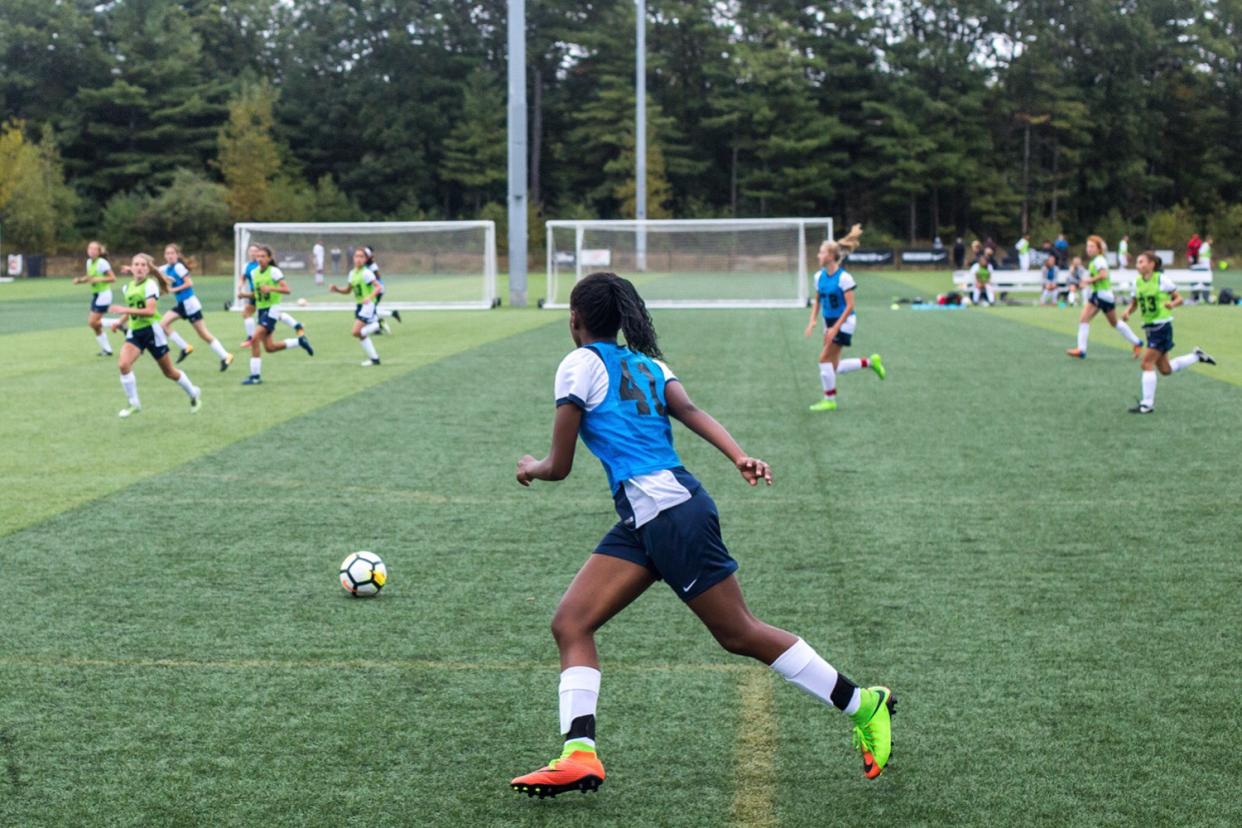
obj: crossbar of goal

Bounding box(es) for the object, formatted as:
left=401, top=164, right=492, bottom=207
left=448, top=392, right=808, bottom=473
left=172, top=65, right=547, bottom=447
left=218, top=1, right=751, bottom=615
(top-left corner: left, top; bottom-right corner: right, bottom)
left=543, top=218, right=834, bottom=309
left=232, top=221, right=498, bottom=311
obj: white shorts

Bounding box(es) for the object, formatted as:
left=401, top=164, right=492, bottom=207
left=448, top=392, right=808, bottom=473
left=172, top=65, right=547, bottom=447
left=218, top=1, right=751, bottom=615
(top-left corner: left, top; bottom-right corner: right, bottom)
left=181, top=295, right=203, bottom=317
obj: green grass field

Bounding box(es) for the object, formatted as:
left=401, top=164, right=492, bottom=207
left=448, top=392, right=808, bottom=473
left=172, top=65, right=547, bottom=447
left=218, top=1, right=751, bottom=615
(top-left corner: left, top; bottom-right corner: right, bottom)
left=2, top=273, right=1241, bottom=826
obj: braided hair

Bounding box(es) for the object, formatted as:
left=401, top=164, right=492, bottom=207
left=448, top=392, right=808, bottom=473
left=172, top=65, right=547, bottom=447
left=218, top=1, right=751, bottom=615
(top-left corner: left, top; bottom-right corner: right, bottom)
left=570, top=272, right=662, bottom=359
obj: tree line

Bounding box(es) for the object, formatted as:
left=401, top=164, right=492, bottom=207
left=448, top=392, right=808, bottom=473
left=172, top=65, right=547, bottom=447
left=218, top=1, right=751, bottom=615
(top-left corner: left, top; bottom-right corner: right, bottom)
left=1, top=0, right=1240, bottom=258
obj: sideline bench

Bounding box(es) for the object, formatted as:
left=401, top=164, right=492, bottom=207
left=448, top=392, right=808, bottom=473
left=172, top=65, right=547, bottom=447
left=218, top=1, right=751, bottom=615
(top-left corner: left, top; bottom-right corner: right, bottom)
left=952, top=267, right=1214, bottom=300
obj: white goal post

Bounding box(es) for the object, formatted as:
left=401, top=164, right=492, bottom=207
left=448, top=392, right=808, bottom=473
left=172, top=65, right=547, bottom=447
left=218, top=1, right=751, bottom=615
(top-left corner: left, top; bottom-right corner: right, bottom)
left=232, top=221, right=498, bottom=310
left=544, top=218, right=834, bottom=309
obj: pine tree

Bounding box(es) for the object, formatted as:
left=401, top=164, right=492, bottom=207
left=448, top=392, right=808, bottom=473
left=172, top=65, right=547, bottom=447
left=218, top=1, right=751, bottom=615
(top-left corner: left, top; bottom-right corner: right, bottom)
left=216, top=82, right=282, bottom=221
left=441, top=68, right=508, bottom=213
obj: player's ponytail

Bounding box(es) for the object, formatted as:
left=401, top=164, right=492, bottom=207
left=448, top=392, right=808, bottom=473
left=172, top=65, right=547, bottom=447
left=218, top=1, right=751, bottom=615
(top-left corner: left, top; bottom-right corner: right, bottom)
left=136, top=253, right=172, bottom=295
left=1139, top=250, right=1162, bottom=272
left=569, top=271, right=663, bottom=359
left=1087, top=234, right=1107, bottom=255
left=820, top=223, right=863, bottom=263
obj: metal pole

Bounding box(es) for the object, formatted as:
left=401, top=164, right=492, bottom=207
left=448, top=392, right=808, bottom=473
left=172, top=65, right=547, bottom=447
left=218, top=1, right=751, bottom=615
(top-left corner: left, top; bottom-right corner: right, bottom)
left=507, top=0, right=528, bottom=306
left=635, top=0, right=647, bottom=271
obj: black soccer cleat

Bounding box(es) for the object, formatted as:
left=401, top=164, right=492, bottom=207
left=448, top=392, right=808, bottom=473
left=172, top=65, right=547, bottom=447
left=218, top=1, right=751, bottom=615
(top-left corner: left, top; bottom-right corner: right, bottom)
left=1195, top=347, right=1217, bottom=366
left=391, top=309, right=403, bottom=323
left=242, top=375, right=263, bottom=385
left=298, top=335, right=314, bottom=356
left=1128, top=401, right=1154, bottom=414
left=176, top=346, right=193, bottom=364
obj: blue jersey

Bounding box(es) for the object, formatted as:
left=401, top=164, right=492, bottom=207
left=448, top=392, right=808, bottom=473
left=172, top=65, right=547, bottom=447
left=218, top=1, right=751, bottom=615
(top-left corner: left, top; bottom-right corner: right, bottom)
left=1044, top=263, right=1058, bottom=282
left=816, top=267, right=856, bottom=322
left=243, top=260, right=258, bottom=291
left=566, top=342, right=683, bottom=493
left=164, top=263, right=193, bottom=302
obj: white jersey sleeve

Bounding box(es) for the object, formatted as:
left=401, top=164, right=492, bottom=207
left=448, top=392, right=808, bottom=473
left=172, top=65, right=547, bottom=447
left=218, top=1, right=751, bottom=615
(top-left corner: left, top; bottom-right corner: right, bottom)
left=839, top=271, right=857, bottom=291
left=269, top=266, right=286, bottom=282
left=172, top=262, right=189, bottom=279
left=96, top=258, right=112, bottom=274
left=555, top=348, right=610, bottom=411
left=144, top=279, right=161, bottom=301
left=1092, top=255, right=1109, bottom=273
left=652, top=359, right=677, bottom=383
left=1159, top=275, right=1178, bottom=293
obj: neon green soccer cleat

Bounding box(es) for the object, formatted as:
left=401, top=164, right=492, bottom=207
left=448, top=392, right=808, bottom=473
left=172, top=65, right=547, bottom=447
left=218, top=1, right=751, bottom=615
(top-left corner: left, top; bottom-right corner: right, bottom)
left=870, top=354, right=886, bottom=380
left=809, top=398, right=838, bottom=412
left=851, top=686, right=896, bottom=779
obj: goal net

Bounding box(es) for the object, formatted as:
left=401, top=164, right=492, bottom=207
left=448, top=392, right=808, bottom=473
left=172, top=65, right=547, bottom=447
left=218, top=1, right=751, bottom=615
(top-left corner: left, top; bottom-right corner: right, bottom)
left=232, top=221, right=498, bottom=310
left=544, top=218, right=834, bottom=309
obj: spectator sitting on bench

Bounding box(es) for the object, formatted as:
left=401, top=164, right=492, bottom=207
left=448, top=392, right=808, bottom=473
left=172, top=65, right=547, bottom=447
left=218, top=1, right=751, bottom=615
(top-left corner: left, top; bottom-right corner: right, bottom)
left=970, top=253, right=996, bottom=306
left=1060, top=256, right=1086, bottom=306
left=1039, top=254, right=1059, bottom=306
left=1190, top=235, right=1213, bottom=270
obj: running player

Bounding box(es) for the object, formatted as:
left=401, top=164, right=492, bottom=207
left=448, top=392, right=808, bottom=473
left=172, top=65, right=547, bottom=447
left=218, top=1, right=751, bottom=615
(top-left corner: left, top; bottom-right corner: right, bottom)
left=509, top=272, right=895, bottom=798
left=328, top=247, right=384, bottom=366
left=1066, top=235, right=1143, bottom=359
left=1121, top=251, right=1216, bottom=414
left=802, top=224, right=885, bottom=412
left=239, top=246, right=314, bottom=385
left=157, top=244, right=233, bottom=371
left=108, top=253, right=202, bottom=417
left=362, top=247, right=401, bottom=333
left=237, top=243, right=306, bottom=348
left=969, top=252, right=995, bottom=306
left=72, top=240, right=118, bottom=355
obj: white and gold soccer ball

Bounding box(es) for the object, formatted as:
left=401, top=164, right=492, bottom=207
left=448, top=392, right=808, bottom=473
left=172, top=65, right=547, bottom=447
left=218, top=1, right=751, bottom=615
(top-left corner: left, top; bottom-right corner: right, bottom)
left=339, top=551, right=387, bottom=597
left=297, top=297, right=309, bottom=307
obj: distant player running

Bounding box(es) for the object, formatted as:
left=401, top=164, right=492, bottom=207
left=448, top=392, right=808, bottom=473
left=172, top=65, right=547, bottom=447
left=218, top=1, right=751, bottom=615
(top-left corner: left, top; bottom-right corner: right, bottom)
left=239, top=246, right=314, bottom=385
left=803, top=224, right=885, bottom=412
left=236, top=243, right=306, bottom=348
left=157, top=244, right=233, bottom=372
left=510, top=272, right=894, bottom=798
left=362, top=247, right=401, bottom=333
left=108, top=253, right=202, bottom=417
left=1122, top=251, right=1216, bottom=414
left=72, top=240, right=118, bottom=355
left=328, top=247, right=384, bottom=366
left=1066, top=235, right=1143, bottom=359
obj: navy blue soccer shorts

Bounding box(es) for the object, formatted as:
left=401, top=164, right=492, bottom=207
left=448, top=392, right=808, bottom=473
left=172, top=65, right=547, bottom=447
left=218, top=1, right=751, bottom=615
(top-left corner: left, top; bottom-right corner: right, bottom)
left=1145, top=322, right=1174, bottom=353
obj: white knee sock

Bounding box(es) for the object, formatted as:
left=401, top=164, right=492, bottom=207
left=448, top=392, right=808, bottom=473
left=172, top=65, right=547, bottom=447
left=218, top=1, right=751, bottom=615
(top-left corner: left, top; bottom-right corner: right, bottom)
left=1169, top=353, right=1198, bottom=373
left=837, top=357, right=868, bottom=374
left=175, top=371, right=198, bottom=399
left=360, top=337, right=379, bottom=360
left=119, top=372, right=139, bottom=406
left=361, top=321, right=380, bottom=337
left=818, top=362, right=836, bottom=397
left=559, top=666, right=600, bottom=743
left=244, top=316, right=256, bottom=337
left=280, top=312, right=300, bottom=329
left=1077, top=323, right=1090, bottom=353
left=972, top=286, right=980, bottom=303
left=95, top=332, right=113, bottom=353
left=283, top=338, right=299, bottom=349
left=769, top=638, right=861, bottom=715
left=209, top=338, right=229, bottom=359
left=168, top=330, right=189, bottom=350
left=985, top=284, right=996, bottom=304
left=249, top=357, right=261, bottom=376
left=1141, top=370, right=1157, bottom=407
left=1115, top=320, right=1141, bottom=346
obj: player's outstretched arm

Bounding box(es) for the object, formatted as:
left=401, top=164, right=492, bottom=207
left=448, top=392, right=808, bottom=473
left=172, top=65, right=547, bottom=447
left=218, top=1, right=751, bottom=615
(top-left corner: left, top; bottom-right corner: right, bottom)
left=664, top=381, right=772, bottom=487
left=516, top=403, right=582, bottom=486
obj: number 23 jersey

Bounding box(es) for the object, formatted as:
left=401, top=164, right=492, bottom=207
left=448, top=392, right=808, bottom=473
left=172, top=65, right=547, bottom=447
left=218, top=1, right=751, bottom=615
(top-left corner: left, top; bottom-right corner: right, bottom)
left=555, top=342, right=692, bottom=528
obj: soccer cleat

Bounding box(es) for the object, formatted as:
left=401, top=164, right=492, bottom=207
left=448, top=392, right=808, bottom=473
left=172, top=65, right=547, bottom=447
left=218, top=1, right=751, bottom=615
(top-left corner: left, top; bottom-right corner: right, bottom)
left=98, top=350, right=113, bottom=357
left=1129, top=402, right=1154, bottom=414
left=809, top=398, right=838, bottom=412
left=240, top=337, right=253, bottom=349
left=869, top=353, right=886, bottom=380
left=222, top=300, right=232, bottom=312
left=361, top=358, right=381, bottom=367
left=1195, top=347, right=1217, bottom=366
left=852, top=686, right=896, bottom=780
left=511, top=742, right=604, bottom=799
left=1066, top=348, right=1086, bottom=359
left=380, top=320, right=392, bottom=335
left=220, top=353, right=234, bottom=372
left=118, top=405, right=141, bottom=418
left=190, top=392, right=202, bottom=414
left=242, top=375, right=263, bottom=385
left=391, top=309, right=403, bottom=323
left=298, top=335, right=315, bottom=356
left=1132, top=343, right=1143, bottom=359
left=176, top=344, right=194, bottom=364
left=295, top=323, right=306, bottom=336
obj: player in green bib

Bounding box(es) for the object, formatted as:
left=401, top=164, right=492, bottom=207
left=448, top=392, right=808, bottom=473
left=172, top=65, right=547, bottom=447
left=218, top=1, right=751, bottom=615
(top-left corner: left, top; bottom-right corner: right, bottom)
left=71, top=240, right=119, bottom=356
left=328, top=247, right=385, bottom=366
left=1016, top=234, right=1031, bottom=271
left=106, top=253, right=202, bottom=417
left=1066, top=234, right=1143, bottom=358
left=1120, top=251, right=1216, bottom=414
left=237, top=245, right=314, bottom=385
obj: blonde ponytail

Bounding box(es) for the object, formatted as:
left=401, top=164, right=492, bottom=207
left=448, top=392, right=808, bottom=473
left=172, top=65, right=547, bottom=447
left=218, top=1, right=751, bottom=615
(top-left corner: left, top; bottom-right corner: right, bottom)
left=820, top=223, right=863, bottom=262
left=135, top=253, right=172, bottom=296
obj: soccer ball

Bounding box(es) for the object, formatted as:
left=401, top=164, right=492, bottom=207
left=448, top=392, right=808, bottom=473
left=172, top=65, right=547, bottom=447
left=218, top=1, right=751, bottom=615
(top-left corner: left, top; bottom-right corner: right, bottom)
left=340, top=551, right=387, bottom=597
left=297, top=297, right=309, bottom=307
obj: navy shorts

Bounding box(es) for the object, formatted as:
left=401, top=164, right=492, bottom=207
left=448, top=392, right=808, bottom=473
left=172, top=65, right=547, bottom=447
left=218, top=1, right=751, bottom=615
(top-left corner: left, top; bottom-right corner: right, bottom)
left=1144, top=322, right=1174, bottom=353
left=1090, top=293, right=1116, bottom=313
left=595, top=482, right=738, bottom=603
left=90, top=295, right=109, bottom=314
left=257, top=308, right=279, bottom=333
left=174, top=302, right=203, bottom=323
left=127, top=325, right=169, bottom=360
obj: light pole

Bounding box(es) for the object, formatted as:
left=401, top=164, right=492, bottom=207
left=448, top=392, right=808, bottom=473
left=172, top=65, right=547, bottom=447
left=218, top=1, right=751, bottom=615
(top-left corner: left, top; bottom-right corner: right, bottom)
left=635, top=0, right=647, bottom=270
left=507, top=0, right=528, bottom=306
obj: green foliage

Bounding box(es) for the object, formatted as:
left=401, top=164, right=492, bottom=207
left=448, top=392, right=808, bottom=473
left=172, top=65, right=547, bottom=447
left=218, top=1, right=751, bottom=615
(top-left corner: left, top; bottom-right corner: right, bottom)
left=142, top=168, right=231, bottom=251
left=441, top=68, right=508, bottom=212
left=0, top=121, right=77, bottom=250
left=1147, top=203, right=1196, bottom=251
left=1207, top=204, right=1242, bottom=254
left=99, top=190, right=150, bottom=253
left=217, top=81, right=283, bottom=221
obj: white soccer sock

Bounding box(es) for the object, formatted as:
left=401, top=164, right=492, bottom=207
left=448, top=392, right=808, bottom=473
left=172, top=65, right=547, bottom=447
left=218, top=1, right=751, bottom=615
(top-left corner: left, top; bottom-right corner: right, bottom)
left=283, top=338, right=299, bottom=349
left=985, top=284, right=996, bottom=304
left=1141, top=370, right=1157, bottom=407
left=280, top=312, right=300, bottom=329
left=361, top=321, right=380, bottom=337
left=1169, top=353, right=1198, bottom=373
left=95, top=332, right=113, bottom=353
left=971, top=287, right=980, bottom=304
left=818, top=362, right=836, bottom=396
left=249, top=357, right=261, bottom=376
left=209, top=338, right=229, bottom=359
left=168, top=330, right=189, bottom=350
left=1077, top=323, right=1090, bottom=353
left=244, top=316, right=256, bottom=337
left=361, top=337, right=379, bottom=360
left=175, top=371, right=198, bottom=399
left=837, top=358, right=867, bottom=374
left=1115, top=320, right=1141, bottom=346
left=769, top=638, right=860, bottom=715
left=119, top=372, right=139, bottom=406
left=559, top=666, right=601, bottom=743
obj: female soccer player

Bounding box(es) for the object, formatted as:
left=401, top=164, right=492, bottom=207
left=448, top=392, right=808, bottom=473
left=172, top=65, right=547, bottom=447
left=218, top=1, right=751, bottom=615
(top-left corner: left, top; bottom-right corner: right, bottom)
left=239, top=246, right=314, bottom=385
left=361, top=247, right=402, bottom=334
left=237, top=244, right=306, bottom=349
left=1039, top=254, right=1059, bottom=305
left=969, top=252, right=995, bottom=306
left=1121, top=251, right=1216, bottom=414
left=802, top=224, right=885, bottom=412
left=72, top=240, right=117, bottom=355
left=509, top=272, right=895, bottom=798
left=1066, top=235, right=1143, bottom=359
left=328, top=247, right=384, bottom=366
left=157, top=244, right=233, bottom=371
left=107, top=253, right=201, bottom=417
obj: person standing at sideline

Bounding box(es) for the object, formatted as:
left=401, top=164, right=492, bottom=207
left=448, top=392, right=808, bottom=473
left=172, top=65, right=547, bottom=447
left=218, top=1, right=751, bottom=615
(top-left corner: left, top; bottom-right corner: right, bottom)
left=1016, top=234, right=1031, bottom=270
left=312, top=240, right=326, bottom=285
left=1054, top=234, right=1070, bottom=268
left=1116, top=235, right=1130, bottom=272
left=1187, top=233, right=1201, bottom=266
left=952, top=237, right=965, bottom=269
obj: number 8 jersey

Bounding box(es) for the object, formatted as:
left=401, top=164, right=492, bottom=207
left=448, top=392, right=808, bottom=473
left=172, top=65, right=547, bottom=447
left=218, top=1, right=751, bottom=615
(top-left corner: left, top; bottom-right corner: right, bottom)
left=555, top=342, right=692, bottom=528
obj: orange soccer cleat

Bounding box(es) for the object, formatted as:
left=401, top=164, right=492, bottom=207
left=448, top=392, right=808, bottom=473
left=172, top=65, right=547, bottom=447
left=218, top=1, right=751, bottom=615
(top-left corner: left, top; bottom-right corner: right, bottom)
left=1066, top=348, right=1086, bottom=359
left=1132, top=343, right=1143, bottom=359
left=511, top=741, right=605, bottom=798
